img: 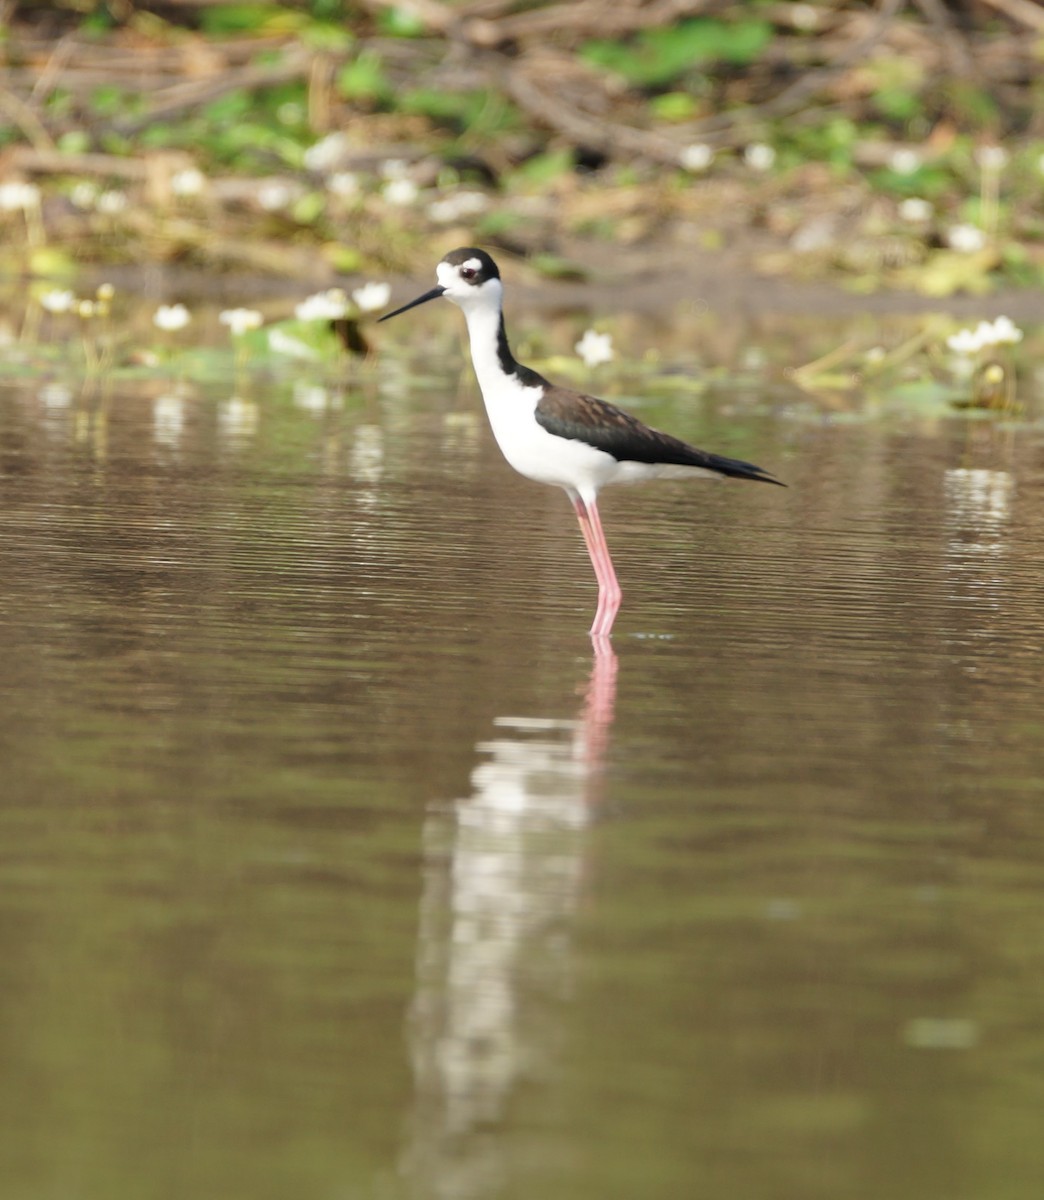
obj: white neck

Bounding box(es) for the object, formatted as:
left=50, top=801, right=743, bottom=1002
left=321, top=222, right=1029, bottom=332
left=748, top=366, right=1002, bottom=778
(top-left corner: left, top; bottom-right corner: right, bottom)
left=459, top=299, right=511, bottom=397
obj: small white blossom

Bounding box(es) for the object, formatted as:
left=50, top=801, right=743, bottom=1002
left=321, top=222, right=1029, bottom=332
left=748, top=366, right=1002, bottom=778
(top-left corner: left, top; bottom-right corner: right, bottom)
left=304, top=132, right=350, bottom=173
left=328, top=172, right=360, bottom=199
left=383, top=178, right=419, bottom=206
left=790, top=3, right=819, bottom=28
left=257, top=180, right=296, bottom=211
left=0, top=181, right=40, bottom=211
left=426, top=190, right=489, bottom=224
left=975, top=145, right=1008, bottom=172
left=219, top=307, right=264, bottom=336
left=96, top=189, right=128, bottom=215
left=899, top=197, right=933, bottom=222
left=946, top=328, right=983, bottom=356
left=294, top=289, right=349, bottom=321
left=39, top=289, right=76, bottom=314
left=153, top=303, right=191, bottom=331
left=947, top=223, right=987, bottom=254
left=945, top=317, right=1023, bottom=356
left=351, top=281, right=391, bottom=313
left=888, top=147, right=922, bottom=175
left=679, top=143, right=714, bottom=172
left=171, top=167, right=206, bottom=197
left=744, top=143, right=775, bottom=171
left=575, top=329, right=614, bottom=368
left=268, top=328, right=320, bottom=359
left=70, top=182, right=98, bottom=210
left=989, top=315, right=1023, bottom=345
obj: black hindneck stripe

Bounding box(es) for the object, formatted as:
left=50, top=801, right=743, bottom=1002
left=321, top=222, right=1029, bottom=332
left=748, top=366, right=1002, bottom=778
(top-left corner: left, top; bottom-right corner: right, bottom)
left=496, top=315, right=517, bottom=374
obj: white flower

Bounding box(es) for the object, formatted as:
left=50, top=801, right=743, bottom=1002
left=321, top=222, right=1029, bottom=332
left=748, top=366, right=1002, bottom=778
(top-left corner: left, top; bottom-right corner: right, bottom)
left=0, top=181, right=40, bottom=211
left=328, top=172, right=360, bottom=199
left=975, top=145, right=1008, bottom=172
left=294, top=288, right=348, bottom=321
left=383, top=178, right=419, bottom=206
left=789, top=2, right=819, bottom=28
left=679, top=143, right=714, bottom=172
left=945, top=317, right=1022, bottom=356
left=153, top=303, right=191, bottom=331
left=268, top=328, right=320, bottom=359
left=426, top=190, right=489, bottom=223
left=257, top=180, right=297, bottom=211
left=899, top=197, right=933, bottom=222
left=744, top=143, right=775, bottom=171
left=888, top=147, right=922, bottom=175
left=351, top=281, right=391, bottom=313
left=96, top=189, right=128, bottom=215
left=304, top=132, right=350, bottom=173
left=575, top=329, right=614, bottom=368
left=989, top=315, right=1023, bottom=345
left=171, top=167, right=206, bottom=197
left=946, top=328, right=983, bottom=355
left=39, top=289, right=76, bottom=314
left=219, top=307, right=264, bottom=336
left=70, top=182, right=98, bottom=210
left=947, top=223, right=987, bottom=253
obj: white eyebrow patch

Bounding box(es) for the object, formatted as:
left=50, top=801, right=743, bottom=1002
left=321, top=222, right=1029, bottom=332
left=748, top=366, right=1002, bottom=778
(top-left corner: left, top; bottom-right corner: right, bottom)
left=461, top=258, right=482, bottom=272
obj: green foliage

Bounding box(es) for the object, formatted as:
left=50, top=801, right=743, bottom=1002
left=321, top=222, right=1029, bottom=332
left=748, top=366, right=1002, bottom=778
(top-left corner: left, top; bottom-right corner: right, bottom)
left=582, top=18, right=773, bottom=87
left=200, top=5, right=306, bottom=35
left=649, top=92, right=698, bottom=121
left=507, top=148, right=574, bottom=187
left=376, top=6, right=427, bottom=37
left=337, top=50, right=390, bottom=104
left=399, top=88, right=519, bottom=139
left=869, top=165, right=952, bottom=198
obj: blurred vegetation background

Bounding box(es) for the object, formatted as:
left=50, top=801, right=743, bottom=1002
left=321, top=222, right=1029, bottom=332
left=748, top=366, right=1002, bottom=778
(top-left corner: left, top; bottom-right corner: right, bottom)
left=0, top=0, right=1041, bottom=293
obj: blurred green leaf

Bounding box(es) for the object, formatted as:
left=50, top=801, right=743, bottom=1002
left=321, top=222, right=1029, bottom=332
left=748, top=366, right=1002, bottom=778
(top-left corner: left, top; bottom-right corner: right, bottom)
left=508, top=149, right=573, bottom=187
left=337, top=51, right=389, bottom=103
left=377, top=7, right=427, bottom=37
left=650, top=92, right=698, bottom=121
left=582, top=19, right=772, bottom=87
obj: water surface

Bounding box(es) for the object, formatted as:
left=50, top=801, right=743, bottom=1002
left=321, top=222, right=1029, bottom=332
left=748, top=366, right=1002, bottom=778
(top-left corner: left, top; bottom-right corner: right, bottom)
left=1, top=336, right=1043, bottom=1200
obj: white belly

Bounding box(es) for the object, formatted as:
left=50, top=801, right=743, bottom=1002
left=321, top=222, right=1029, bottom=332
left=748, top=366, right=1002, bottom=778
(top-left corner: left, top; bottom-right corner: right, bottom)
left=481, top=375, right=621, bottom=493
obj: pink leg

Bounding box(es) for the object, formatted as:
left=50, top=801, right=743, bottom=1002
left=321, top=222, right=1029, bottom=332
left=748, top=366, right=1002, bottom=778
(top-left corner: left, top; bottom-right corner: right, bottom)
left=571, top=494, right=622, bottom=637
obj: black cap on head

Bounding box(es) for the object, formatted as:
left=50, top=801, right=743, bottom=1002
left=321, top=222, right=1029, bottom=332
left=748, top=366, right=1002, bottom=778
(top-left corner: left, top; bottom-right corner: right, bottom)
left=441, top=247, right=500, bottom=283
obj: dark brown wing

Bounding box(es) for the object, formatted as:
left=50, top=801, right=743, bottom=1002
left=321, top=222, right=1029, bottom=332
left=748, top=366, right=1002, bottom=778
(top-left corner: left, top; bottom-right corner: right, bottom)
left=534, top=385, right=783, bottom=485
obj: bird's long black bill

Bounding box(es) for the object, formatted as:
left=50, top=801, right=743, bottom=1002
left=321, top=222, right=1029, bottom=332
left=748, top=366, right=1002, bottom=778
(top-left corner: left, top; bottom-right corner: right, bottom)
left=378, top=285, right=446, bottom=322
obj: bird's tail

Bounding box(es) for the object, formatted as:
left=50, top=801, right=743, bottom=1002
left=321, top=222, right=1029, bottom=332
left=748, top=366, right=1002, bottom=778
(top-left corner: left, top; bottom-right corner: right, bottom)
left=704, top=452, right=785, bottom=486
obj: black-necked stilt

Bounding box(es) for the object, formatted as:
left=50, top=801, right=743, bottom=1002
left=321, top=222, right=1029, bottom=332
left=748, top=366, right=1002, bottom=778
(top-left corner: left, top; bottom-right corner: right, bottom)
left=380, top=247, right=783, bottom=637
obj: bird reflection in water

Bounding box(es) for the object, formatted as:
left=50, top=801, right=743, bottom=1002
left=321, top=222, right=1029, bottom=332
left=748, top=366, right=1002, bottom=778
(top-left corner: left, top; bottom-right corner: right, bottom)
left=402, top=637, right=617, bottom=1198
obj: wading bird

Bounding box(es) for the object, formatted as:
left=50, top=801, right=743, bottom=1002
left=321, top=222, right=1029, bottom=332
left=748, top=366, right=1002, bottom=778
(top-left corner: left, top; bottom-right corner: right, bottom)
left=380, top=248, right=783, bottom=637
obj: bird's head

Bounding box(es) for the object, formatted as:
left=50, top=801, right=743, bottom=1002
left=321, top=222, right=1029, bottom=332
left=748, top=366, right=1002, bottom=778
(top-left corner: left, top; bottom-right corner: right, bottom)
left=379, top=247, right=502, bottom=323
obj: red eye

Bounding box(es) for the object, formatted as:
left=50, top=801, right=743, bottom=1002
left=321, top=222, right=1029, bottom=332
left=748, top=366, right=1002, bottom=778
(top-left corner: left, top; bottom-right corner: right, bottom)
left=460, top=267, right=476, bottom=280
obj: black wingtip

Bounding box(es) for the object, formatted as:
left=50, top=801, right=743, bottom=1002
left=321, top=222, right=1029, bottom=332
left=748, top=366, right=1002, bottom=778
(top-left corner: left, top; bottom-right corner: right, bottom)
left=709, top=454, right=786, bottom=487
